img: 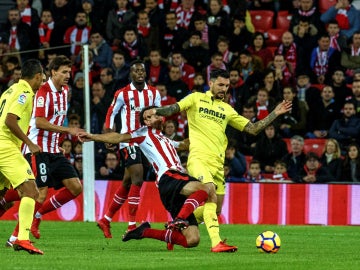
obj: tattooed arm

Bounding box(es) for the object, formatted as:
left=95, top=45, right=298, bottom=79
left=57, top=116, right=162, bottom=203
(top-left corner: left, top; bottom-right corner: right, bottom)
left=154, top=103, right=181, bottom=116
left=243, top=100, right=292, bottom=135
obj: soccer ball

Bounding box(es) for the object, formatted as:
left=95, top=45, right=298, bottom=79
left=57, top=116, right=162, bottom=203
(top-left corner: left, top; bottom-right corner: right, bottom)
left=256, top=231, right=281, bottom=253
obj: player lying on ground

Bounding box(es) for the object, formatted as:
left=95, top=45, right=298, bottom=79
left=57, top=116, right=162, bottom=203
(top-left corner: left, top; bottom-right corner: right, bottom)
left=78, top=106, right=216, bottom=250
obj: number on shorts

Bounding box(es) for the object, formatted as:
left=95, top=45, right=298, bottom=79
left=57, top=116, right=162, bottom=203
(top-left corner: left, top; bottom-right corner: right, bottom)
left=39, top=163, right=47, bottom=175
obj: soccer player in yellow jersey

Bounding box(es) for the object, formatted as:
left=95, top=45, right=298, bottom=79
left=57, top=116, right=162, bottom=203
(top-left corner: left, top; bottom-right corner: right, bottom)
left=0, top=59, right=44, bottom=254
left=153, top=69, right=292, bottom=252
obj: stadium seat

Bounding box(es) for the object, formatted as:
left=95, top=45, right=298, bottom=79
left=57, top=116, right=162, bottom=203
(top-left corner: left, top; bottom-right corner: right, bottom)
left=266, top=29, right=285, bottom=47
left=276, top=11, right=292, bottom=31
left=303, top=139, right=326, bottom=156
left=249, top=10, right=274, bottom=33
left=319, top=0, right=336, bottom=14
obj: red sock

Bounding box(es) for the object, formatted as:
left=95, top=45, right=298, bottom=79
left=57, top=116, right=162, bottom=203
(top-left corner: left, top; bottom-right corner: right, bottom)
left=13, top=201, right=42, bottom=237
left=38, top=188, right=76, bottom=216
left=143, top=229, right=188, bottom=247
left=4, top=189, right=20, bottom=203
left=105, top=185, right=129, bottom=218
left=128, top=184, right=142, bottom=222
left=176, top=190, right=208, bottom=220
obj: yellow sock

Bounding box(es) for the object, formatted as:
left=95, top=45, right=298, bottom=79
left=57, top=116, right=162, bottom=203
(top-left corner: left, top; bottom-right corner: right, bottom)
left=203, top=202, right=221, bottom=247
left=18, top=197, right=35, bottom=240
left=193, top=205, right=204, bottom=223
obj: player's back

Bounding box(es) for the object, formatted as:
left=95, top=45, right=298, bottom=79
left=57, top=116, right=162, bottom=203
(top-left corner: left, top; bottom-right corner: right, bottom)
left=0, top=80, right=34, bottom=148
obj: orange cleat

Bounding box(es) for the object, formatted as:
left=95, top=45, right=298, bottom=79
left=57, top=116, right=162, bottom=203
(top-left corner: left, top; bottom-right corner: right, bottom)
left=97, top=218, right=112, bottom=238
left=211, top=240, right=238, bottom=253
left=13, top=240, right=44, bottom=255
left=31, top=218, right=41, bottom=239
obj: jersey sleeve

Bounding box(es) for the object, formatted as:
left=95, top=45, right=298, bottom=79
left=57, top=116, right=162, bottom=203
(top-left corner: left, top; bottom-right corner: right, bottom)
left=227, top=107, right=250, bottom=131
left=34, top=89, right=48, bottom=118
left=8, top=91, right=33, bottom=118
left=154, top=89, right=162, bottom=106
left=105, top=90, right=124, bottom=129
left=177, top=92, right=196, bottom=111
left=129, top=126, right=147, bottom=144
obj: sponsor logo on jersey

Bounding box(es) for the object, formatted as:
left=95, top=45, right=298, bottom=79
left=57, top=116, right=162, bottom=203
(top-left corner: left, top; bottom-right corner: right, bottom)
left=198, top=107, right=226, bottom=120
left=54, top=108, right=67, bottom=116
left=18, top=94, right=27, bottom=105
left=27, top=169, right=32, bottom=175
left=37, top=96, right=45, bottom=107
left=130, top=105, right=142, bottom=112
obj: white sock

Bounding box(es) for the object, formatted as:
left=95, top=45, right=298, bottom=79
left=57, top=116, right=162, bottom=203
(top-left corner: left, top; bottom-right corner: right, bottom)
left=104, top=215, right=112, bottom=222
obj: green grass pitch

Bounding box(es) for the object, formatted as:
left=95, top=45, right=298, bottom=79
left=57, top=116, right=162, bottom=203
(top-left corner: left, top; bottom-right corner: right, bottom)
left=0, top=221, right=359, bottom=270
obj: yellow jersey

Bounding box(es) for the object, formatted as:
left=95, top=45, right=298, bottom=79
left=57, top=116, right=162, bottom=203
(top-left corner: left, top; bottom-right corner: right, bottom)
left=178, top=91, right=249, bottom=164
left=0, top=79, right=34, bottom=148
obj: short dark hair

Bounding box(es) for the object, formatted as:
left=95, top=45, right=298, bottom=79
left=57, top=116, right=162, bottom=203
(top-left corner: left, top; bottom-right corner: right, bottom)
left=306, top=152, right=319, bottom=161
left=139, top=105, right=158, bottom=126
left=209, top=69, right=229, bottom=80
left=21, top=59, right=42, bottom=79
left=48, top=55, right=72, bottom=72
left=130, top=59, right=145, bottom=68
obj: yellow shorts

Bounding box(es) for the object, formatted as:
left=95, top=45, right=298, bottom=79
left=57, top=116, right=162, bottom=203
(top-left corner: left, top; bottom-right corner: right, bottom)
left=187, top=156, right=225, bottom=195
left=0, top=144, right=35, bottom=190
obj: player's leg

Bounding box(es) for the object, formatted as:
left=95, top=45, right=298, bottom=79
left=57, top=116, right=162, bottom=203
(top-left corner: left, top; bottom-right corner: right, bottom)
left=97, top=170, right=131, bottom=238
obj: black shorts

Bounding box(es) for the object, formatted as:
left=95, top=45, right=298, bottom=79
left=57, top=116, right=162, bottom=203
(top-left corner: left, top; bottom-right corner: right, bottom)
left=25, top=152, right=78, bottom=190
left=157, top=170, right=199, bottom=226
left=120, top=146, right=146, bottom=167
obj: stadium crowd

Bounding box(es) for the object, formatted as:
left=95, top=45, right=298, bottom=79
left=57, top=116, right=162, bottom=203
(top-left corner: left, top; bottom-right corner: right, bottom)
left=1, top=0, right=360, bottom=183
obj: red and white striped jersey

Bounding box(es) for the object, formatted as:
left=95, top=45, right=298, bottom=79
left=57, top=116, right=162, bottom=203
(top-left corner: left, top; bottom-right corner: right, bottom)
left=105, top=82, right=161, bottom=149
left=63, top=25, right=91, bottom=56
left=24, top=79, right=68, bottom=154
left=130, top=127, right=185, bottom=184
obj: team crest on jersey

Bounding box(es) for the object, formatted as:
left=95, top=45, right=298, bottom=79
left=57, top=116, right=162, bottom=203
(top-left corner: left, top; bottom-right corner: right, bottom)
left=37, top=97, right=45, bottom=107
left=17, top=94, right=26, bottom=105
left=41, top=176, right=47, bottom=183
left=27, top=169, right=32, bottom=175
left=130, top=153, right=137, bottom=160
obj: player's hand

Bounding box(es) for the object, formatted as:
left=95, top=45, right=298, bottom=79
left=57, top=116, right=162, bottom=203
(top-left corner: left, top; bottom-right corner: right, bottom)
left=77, top=131, right=91, bottom=143
left=274, top=100, right=292, bottom=116
left=69, top=127, right=85, bottom=136
left=29, top=143, right=42, bottom=155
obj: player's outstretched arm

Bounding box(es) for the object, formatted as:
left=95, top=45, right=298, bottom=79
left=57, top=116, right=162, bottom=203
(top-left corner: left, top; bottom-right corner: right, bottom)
left=244, top=100, right=292, bottom=135
left=154, top=103, right=180, bottom=117
left=78, top=132, right=131, bottom=144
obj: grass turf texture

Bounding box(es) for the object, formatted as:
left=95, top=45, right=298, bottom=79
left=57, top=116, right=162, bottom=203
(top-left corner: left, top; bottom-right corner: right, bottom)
left=0, top=221, right=359, bottom=270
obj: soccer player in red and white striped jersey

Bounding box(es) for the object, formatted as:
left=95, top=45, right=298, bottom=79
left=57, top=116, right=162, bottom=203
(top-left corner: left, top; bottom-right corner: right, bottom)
left=97, top=60, right=161, bottom=237
left=78, top=106, right=209, bottom=249
left=8, top=56, right=84, bottom=243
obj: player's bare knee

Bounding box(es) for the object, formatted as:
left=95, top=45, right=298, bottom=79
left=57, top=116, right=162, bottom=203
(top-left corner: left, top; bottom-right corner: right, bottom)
left=186, top=235, right=200, bottom=247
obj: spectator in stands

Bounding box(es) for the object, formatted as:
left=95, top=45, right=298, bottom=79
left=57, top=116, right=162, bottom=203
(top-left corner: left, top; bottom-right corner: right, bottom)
left=310, top=34, right=341, bottom=85
left=38, top=9, right=54, bottom=61
left=169, top=51, right=195, bottom=90
left=244, top=159, right=264, bottom=182
left=109, top=51, right=130, bottom=89
left=1, top=7, right=39, bottom=62
left=259, top=68, right=282, bottom=102
left=295, top=70, right=322, bottom=111
left=205, top=52, right=227, bottom=84
left=175, top=0, right=199, bottom=30
left=227, top=68, right=248, bottom=109
left=192, top=72, right=209, bottom=93
left=159, top=11, right=189, bottom=58
left=16, top=0, right=40, bottom=31
left=228, top=14, right=252, bottom=57
left=143, top=0, right=165, bottom=28
left=281, top=135, right=307, bottom=179
left=90, top=81, right=112, bottom=135
left=290, top=0, right=324, bottom=36
left=96, top=151, right=124, bottom=180
left=6, top=66, right=22, bottom=88
left=117, top=26, right=149, bottom=64
left=341, top=142, right=360, bottom=182
left=250, top=0, right=280, bottom=11
left=276, top=31, right=305, bottom=75
left=136, top=10, right=159, bottom=50
left=253, top=124, right=288, bottom=173
left=74, top=154, right=83, bottom=179
left=320, top=0, right=360, bottom=42
left=71, top=50, right=101, bottom=85
left=182, top=30, right=210, bottom=72
left=325, top=20, right=345, bottom=52
left=205, top=0, right=231, bottom=54
left=279, top=86, right=308, bottom=137
left=106, top=0, right=137, bottom=48
left=248, top=32, right=273, bottom=69
left=64, top=11, right=91, bottom=63
left=224, top=139, right=247, bottom=182
left=88, top=29, right=113, bottom=68
left=191, top=13, right=210, bottom=48
left=293, top=152, right=336, bottom=183
left=71, top=72, right=85, bottom=106
left=269, top=54, right=295, bottom=88
left=272, top=160, right=291, bottom=181
left=329, top=100, right=360, bottom=154
left=216, top=36, right=234, bottom=66
left=340, top=31, right=360, bottom=82
left=166, top=65, right=190, bottom=101
left=320, top=138, right=343, bottom=182
left=60, top=138, right=75, bottom=165
left=156, top=83, right=178, bottom=122
left=81, top=0, right=104, bottom=30
left=306, top=85, right=341, bottom=139
left=329, top=67, right=353, bottom=109
left=163, top=119, right=184, bottom=142
left=50, top=0, right=76, bottom=24
left=144, top=49, right=169, bottom=85
left=347, top=80, right=360, bottom=117
left=249, top=88, right=276, bottom=120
